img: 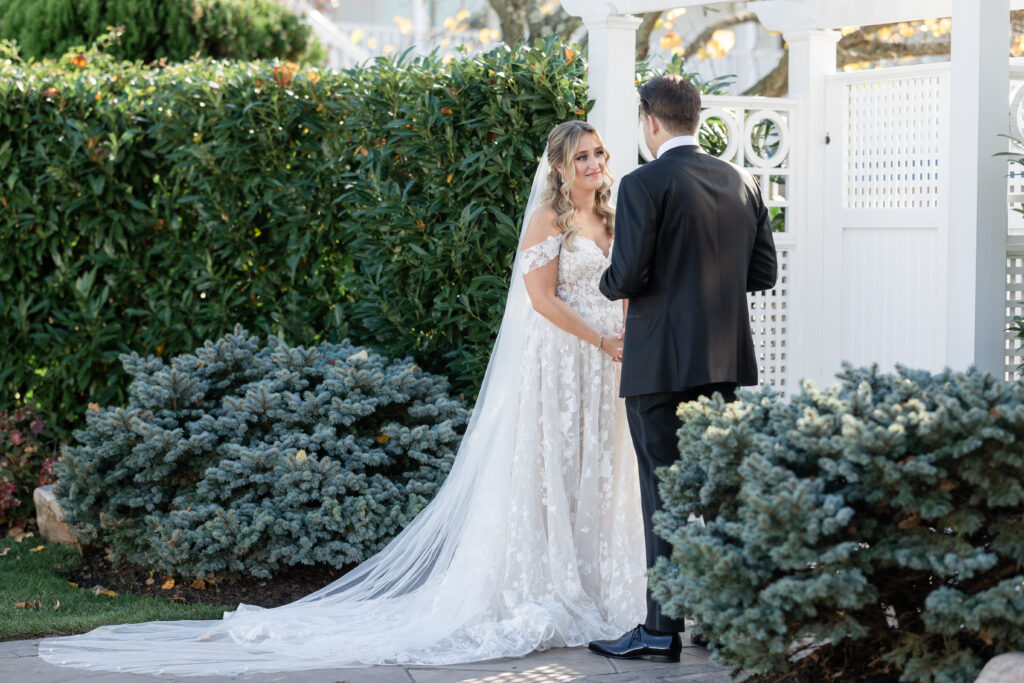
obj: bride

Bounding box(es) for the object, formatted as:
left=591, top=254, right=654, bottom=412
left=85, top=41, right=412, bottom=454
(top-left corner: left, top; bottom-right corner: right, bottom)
left=40, top=120, right=647, bottom=676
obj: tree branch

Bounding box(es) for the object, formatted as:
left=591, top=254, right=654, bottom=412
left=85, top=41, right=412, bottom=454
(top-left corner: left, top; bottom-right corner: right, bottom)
left=683, top=12, right=760, bottom=59
left=635, top=12, right=664, bottom=61
left=746, top=11, right=1024, bottom=97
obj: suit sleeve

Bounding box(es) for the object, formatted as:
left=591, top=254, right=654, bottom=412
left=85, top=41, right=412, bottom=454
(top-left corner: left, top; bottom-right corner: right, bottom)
left=746, top=179, right=778, bottom=293
left=600, top=174, right=658, bottom=301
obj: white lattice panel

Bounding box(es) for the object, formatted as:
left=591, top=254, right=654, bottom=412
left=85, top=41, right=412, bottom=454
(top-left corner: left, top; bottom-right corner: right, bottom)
left=1006, top=253, right=1024, bottom=380
left=845, top=72, right=946, bottom=210
left=699, top=96, right=797, bottom=234
left=750, top=249, right=789, bottom=394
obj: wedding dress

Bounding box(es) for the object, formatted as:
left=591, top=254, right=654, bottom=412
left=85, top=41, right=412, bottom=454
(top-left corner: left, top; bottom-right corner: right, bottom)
left=39, top=152, right=646, bottom=676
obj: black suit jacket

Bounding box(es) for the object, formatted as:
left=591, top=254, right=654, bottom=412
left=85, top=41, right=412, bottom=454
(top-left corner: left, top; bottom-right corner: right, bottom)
left=600, top=145, right=777, bottom=397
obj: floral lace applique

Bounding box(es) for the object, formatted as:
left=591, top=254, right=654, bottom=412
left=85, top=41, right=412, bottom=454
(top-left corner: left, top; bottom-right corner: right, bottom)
left=519, top=234, right=563, bottom=273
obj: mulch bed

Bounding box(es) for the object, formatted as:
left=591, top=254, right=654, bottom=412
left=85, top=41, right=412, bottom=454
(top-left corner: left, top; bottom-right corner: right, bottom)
left=65, top=546, right=352, bottom=609
left=744, top=638, right=902, bottom=682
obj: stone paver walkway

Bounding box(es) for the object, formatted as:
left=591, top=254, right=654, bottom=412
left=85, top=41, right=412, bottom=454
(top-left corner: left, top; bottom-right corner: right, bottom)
left=0, top=637, right=735, bottom=683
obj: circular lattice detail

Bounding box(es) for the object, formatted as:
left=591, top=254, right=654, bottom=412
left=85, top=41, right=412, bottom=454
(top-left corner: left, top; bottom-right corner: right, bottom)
left=699, top=107, right=740, bottom=162
left=1010, top=84, right=1024, bottom=144
left=743, top=109, right=790, bottom=168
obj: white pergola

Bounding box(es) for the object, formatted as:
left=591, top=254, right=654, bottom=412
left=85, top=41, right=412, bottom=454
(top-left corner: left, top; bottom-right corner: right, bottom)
left=563, top=0, right=1017, bottom=388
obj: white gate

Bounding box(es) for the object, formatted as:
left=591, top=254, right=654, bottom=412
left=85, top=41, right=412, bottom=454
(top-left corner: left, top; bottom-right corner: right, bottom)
left=822, top=64, right=952, bottom=378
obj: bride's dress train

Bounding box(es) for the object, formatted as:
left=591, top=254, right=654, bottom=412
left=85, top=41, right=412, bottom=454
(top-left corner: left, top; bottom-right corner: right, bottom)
left=39, top=156, right=646, bottom=676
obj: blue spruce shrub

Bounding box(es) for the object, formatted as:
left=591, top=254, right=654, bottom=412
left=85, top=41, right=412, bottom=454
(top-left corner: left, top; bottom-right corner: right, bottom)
left=56, top=326, right=468, bottom=578
left=651, top=364, right=1024, bottom=683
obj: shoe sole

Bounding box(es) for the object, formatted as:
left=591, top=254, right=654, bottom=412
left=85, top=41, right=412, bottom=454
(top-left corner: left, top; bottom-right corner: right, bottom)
left=587, top=646, right=681, bottom=663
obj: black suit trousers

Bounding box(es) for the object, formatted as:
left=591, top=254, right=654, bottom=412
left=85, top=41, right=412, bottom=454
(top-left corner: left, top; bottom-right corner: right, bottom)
left=625, top=382, right=737, bottom=634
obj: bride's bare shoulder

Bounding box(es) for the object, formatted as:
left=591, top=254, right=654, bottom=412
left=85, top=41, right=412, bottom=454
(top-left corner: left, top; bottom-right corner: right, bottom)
left=521, top=205, right=560, bottom=249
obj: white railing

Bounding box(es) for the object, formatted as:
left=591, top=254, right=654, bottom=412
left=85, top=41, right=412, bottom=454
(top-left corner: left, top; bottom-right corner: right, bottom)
left=333, top=21, right=481, bottom=61
left=282, top=0, right=370, bottom=69
left=698, top=95, right=798, bottom=394
left=1006, top=65, right=1024, bottom=379
left=1008, top=64, right=1024, bottom=235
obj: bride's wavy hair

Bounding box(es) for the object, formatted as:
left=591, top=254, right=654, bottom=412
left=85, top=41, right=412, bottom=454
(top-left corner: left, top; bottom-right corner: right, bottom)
left=543, top=120, right=615, bottom=248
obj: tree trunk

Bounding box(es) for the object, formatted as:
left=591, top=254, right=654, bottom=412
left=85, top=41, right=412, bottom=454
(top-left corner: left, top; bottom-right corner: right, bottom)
left=487, top=0, right=530, bottom=47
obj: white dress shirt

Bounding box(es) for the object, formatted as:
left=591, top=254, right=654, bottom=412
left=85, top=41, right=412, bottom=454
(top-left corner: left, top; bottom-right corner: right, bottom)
left=656, top=135, right=700, bottom=159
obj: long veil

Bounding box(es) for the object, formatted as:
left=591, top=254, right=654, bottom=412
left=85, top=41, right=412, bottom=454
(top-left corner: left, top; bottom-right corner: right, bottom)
left=39, top=151, right=600, bottom=676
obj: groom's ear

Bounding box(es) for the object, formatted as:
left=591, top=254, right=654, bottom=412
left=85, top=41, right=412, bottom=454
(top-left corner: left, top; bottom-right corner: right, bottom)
left=647, top=113, right=661, bottom=137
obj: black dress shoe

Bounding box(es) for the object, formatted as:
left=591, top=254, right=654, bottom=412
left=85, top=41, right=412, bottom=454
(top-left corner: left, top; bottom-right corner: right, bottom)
left=588, top=625, right=681, bottom=663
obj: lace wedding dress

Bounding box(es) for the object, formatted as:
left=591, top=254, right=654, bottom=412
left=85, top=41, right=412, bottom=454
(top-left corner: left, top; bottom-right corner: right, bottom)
left=39, top=154, right=646, bottom=676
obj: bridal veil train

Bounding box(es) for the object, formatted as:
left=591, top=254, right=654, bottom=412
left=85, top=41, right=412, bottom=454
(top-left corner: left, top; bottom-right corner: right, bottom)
left=39, top=148, right=646, bottom=676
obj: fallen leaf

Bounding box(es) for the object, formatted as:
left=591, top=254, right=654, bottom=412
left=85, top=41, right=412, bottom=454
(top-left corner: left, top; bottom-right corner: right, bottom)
left=53, top=600, right=60, bottom=611
left=145, top=577, right=155, bottom=586
left=295, top=449, right=307, bottom=462
left=14, top=601, right=41, bottom=609
left=166, top=595, right=185, bottom=603
left=52, top=564, right=61, bottom=569
left=190, top=579, right=207, bottom=590
left=197, top=633, right=213, bottom=641
left=29, top=545, right=46, bottom=553
left=898, top=513, right=921, bottom=530
left=10, top=530, right=34, bottom=543
left=0, top=547, right=9, bottom=557
left=376, top=434, right=390, bottom=444
left=88, top=402, right=100, bottom=412
left=979, top=628, right=993, bottom=645
left=67, top=581, right=78, bottom=588
left=98, top=589, right=118, bottom=598
left=161, top=578, right=175, bottom=590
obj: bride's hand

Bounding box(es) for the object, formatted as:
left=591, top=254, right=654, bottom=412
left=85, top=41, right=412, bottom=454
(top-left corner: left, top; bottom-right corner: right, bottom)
left=599, top=333, right=624, bottom=362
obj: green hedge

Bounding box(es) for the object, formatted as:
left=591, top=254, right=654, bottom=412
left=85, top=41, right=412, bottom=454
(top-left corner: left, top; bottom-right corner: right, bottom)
left=0, top=40, right=588, bottom=438
left=0, top=0, right=318, bottom=63
left=337, top=43, right=594, bottom=396
left=651, top=365, right=1024, bottom=682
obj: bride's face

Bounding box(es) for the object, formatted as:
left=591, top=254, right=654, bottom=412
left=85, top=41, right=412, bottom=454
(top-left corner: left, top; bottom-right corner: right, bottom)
left=566, top=133, right=607, bottom=194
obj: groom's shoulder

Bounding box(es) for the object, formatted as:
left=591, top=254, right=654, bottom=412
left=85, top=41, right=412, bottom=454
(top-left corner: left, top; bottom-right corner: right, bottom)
left=695, top=151, right=761, bottom=187
left=623, top=157, right=666, bottom=185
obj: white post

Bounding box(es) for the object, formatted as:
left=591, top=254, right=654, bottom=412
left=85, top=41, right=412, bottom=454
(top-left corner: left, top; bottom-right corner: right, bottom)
left=946, top=0, right=1009, bottom=375
left=413, top=0, right=429, bottom=50
left=783, top=30, right=839, bottom=388
left=579, top=14, right=643, bottom=184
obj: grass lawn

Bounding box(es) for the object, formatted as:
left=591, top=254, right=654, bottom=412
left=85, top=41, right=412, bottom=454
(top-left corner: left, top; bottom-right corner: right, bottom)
left=0, top=539, right=231, bottom=641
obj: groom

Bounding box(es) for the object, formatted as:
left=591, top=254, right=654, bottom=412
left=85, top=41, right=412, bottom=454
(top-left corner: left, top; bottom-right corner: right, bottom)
left=592, top=75, right=778, bottom=661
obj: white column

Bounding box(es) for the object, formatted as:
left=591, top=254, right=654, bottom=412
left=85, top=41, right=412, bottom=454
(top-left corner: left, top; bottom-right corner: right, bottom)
left=413, top=0, right=429, bottom=50
left=783, top=30, right=839, bottom=388
left=946, top=0, right=1009, bottom=375
left=579, top=14, right=643, bottom=184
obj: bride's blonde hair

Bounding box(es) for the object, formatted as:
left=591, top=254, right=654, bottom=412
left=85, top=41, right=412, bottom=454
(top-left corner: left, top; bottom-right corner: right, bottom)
left=543, top=121, right=615, bottom=248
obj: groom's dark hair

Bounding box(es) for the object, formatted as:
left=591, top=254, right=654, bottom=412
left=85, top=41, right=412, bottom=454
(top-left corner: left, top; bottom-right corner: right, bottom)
left=638, top=75, right=701, bottom=135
